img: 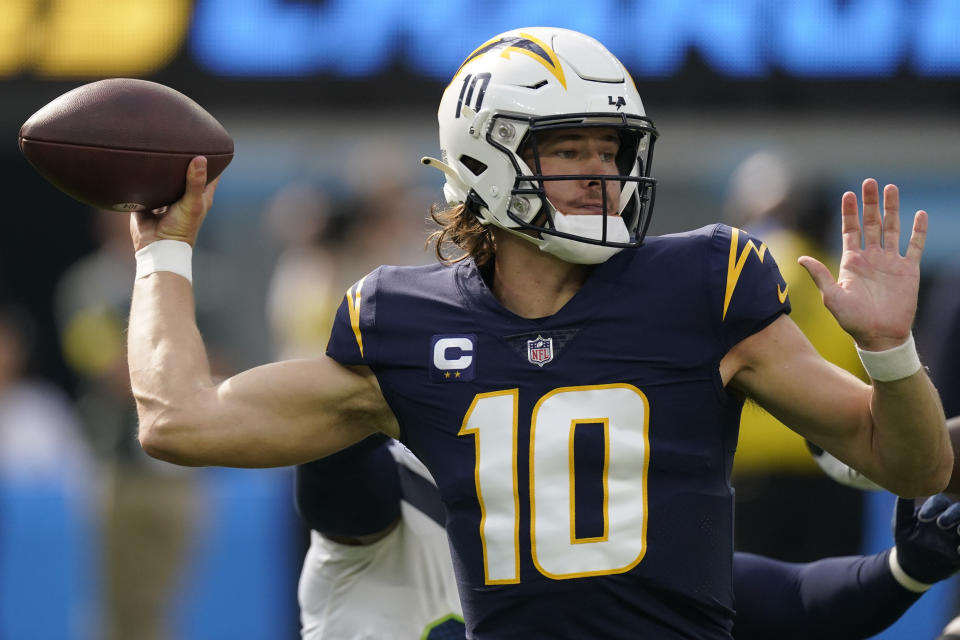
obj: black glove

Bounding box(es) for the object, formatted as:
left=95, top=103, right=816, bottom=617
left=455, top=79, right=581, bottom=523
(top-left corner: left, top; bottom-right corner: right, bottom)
left=893, top=494, right=960, bottom=586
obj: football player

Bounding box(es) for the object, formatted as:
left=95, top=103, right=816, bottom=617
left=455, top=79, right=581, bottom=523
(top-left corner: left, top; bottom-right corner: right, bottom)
left=295, top=437, right=960, bottom=640
left=295, top=436, right=463, bottom=640
left=128, top=27, right=949, bottom=638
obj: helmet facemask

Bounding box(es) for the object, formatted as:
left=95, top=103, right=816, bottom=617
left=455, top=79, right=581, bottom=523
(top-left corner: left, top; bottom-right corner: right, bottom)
left=429, top=27, right=661, bottom=265
left=487, top=113, right=658, bottom=262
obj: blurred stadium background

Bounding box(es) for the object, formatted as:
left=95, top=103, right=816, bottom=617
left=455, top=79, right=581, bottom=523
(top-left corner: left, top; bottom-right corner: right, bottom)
left=2, top=1, right=960, bottom=638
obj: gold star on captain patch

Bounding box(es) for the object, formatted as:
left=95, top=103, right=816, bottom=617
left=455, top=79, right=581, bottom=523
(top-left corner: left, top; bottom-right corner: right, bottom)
left=444, top=372, right=451, bottom=378
left=455, top=371, right=461, bottom=378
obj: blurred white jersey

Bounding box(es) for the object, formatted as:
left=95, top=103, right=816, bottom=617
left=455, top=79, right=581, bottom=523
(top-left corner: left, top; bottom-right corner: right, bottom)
left=298, top=442, right=463, bottom=639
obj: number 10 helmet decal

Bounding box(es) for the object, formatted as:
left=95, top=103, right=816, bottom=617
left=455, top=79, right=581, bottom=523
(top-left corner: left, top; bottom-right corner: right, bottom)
left=425, top=27, right=659, bottom=264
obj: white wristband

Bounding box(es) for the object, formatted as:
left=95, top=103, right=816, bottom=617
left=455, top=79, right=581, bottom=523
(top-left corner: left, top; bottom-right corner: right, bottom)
left=888, top=547, right=934, bottom=593
left=135, top=239, right=193, bottom=284
left=856, top=333, right=922, bottom=382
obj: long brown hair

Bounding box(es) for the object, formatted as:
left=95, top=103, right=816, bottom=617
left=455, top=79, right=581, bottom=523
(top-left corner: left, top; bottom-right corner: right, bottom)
left=427, top=202, right=496, bottom=267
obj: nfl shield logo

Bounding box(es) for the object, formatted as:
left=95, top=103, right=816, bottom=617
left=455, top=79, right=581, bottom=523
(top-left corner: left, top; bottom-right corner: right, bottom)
left=527, top=335, right=554, bottom=367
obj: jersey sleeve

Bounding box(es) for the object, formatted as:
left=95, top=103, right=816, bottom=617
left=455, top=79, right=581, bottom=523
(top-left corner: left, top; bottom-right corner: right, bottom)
left=295, top=434, right=401, bottom=537
left=326, top=267, right=383, bottom=367
left=711, top=224, right=791, bottom=350
left=732, top=550, right=922, bottom=640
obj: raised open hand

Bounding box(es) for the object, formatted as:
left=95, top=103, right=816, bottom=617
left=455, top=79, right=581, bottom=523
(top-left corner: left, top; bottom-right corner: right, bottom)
left=798, top=179, right=925, bottom=351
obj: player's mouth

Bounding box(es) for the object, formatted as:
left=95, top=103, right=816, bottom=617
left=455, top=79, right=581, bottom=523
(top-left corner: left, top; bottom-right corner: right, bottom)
left=565, top=202, right=618, bottom=215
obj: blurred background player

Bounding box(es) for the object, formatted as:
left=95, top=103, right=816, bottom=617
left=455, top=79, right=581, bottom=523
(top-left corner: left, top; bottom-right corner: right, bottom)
left=917, top=262, right=960, bottom=433
left=296, top=438, right=463, bottom=639
left=0, top=304, right=90, bottom=483
left=54, top=209, right=208, bottom=640
left=722, top=150, right=869, bottom=561
left=0, top=303, right=97, bottom=638
left=263, top=142, right=434, bottom=362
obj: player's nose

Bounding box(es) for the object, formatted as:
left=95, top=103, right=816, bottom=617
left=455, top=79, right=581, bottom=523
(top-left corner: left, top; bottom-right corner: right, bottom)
left=581, top=152, right=613, bottom=175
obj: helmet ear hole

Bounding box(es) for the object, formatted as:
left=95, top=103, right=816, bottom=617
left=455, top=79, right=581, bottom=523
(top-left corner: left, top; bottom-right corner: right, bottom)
left=459, top=155, right=488, bottom=176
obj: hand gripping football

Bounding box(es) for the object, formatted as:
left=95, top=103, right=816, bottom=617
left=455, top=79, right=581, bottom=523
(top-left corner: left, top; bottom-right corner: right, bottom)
left=18, top=78, right=233, bottom=212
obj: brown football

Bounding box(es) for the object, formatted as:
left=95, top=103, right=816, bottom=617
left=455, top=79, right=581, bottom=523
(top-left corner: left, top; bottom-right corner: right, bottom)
left=18, top=78, right=233, bottom=212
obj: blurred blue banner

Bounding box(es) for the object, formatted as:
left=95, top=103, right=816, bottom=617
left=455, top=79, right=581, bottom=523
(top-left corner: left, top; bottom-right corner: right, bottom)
left=191, top=0, right=960, bottom=79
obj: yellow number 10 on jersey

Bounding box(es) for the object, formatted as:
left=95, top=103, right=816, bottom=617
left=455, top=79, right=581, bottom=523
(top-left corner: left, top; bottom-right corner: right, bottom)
left=458, top=384, right=651, bottom=584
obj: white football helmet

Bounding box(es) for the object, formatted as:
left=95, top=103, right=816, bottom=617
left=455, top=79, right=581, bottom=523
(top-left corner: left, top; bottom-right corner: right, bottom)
left=424, top=27, right=659, bottom=264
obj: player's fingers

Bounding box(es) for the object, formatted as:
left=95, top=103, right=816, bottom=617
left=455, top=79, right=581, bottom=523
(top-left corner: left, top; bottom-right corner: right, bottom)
left=840, top=191, right=861, bottom=252
left=798, top=256, right=836, bottom=294
left=185, top=156, right=208, bottom=195
left=904, top=210, right=928, bottom=264
left=860, top=179, right=882, bottom=248
left=937, top=502, right=960, bottom=530
left=882, top=184, right=900, bottom=252
left=918, top=493, right=951, bottom=522
left=895, top=497, right=916, bottom=531
left=170, top=156, right=210, bottom=222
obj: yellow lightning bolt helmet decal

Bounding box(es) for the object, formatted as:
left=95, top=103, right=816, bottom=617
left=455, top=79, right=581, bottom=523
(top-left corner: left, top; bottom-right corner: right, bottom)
left=450, top=32, right=567, bottom=90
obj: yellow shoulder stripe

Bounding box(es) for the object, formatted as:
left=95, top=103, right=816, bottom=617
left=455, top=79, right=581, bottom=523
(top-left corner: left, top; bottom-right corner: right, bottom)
left=723, top=227, right=776, bottom=321
left=345, top=275, right=368, bottom=358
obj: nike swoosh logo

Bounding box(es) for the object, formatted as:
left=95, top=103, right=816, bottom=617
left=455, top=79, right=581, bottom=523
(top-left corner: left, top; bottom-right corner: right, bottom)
left=777, top=283, right=789, bottom=303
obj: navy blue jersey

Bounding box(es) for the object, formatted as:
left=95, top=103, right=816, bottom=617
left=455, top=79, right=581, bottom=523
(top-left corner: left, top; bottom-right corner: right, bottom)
left=327, top=224, right=790, bottom=639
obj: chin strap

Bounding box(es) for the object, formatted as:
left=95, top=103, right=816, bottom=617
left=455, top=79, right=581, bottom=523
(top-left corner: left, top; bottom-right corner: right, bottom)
left=537, top=212, right=629, bottom=264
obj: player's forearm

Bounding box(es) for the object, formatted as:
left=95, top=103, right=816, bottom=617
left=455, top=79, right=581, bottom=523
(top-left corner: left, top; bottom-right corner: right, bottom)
left=129, top=275, right=394, bottom=466
left=729, top=319, right=948, bottom=495
left=868, top=370, right=950, bottom=497
left=941, top=416, right=960, bottom=496
left=128, top=272, right=214, bottom=464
